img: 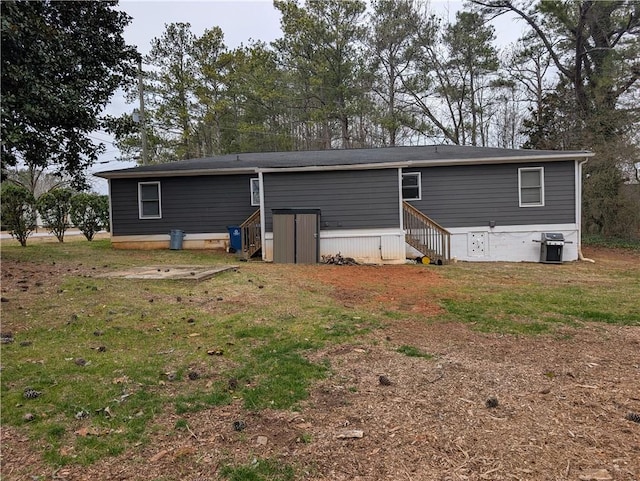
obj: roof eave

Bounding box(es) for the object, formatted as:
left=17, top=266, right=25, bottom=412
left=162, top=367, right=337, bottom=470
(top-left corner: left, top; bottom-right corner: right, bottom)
left=94, top=167, right=257, bottom=179
left=258, top=152, right=595, bottom=173
left=410, top=151, right=595, bottom=167
left=258, top=161, right=410, bottom=173
left=94, top=151, right=594, bottom=179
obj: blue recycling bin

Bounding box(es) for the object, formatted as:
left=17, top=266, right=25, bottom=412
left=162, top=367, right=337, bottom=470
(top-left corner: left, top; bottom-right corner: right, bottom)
left=169, top=229, right=185, bottom=250
left=227, top=226, right=241, bottom=253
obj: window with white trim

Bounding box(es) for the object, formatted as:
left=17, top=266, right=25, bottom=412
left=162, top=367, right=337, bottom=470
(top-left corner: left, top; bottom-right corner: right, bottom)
left=518, top=167, right=544, bottom=207
left=402, top=172, right=421, bottom=200
left=138, top=181, right=162, bottom=219
left=250, top=178, right=260, bottom=206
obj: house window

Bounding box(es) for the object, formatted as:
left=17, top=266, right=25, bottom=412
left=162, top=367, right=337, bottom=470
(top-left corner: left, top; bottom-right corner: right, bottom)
left=402, top=172, right=421, bottom=200
left=138, top=182, right=162, bottom=219
left=518, top=167, right=544, bottom=207
left=250, top=178, right=260, bottom=206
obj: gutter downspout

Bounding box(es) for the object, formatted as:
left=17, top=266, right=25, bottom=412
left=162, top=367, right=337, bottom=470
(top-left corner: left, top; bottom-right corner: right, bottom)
left=577, top=158, right=595, bottom=263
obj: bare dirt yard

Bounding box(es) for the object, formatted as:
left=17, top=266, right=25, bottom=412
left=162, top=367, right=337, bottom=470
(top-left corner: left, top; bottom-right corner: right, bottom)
left=1, top=246, right=639, bottom=481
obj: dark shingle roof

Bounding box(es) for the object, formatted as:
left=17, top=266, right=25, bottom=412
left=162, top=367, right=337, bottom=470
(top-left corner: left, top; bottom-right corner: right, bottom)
left=95, top=144, right=593, bottom=179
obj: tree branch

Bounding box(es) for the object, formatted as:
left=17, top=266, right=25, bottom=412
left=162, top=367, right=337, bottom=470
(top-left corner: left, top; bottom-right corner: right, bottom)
left=401, top=75, right=459, bottom=145
left=609, top=5, right=640, bottom=48
left=614, top=67, right=640, bottom=98
left=469, top=0, right=573, bottom=79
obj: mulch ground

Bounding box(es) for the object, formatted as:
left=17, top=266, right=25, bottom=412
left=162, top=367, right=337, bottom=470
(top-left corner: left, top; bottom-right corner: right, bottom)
left=1, top=247, right=639, bottom=481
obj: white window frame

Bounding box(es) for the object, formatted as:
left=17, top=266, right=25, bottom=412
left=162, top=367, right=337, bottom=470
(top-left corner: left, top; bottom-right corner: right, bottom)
left=250, top=177, right=260, bottom=206
left=518, top=167, right=545, bottom=207
left=138, top=181, right=162, bottom=219
left=402, top=172, right=422, bottom=201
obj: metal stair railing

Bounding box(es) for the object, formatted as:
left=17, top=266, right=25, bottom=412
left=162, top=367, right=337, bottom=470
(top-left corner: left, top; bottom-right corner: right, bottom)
left=403, top=201, right=451, bottom=264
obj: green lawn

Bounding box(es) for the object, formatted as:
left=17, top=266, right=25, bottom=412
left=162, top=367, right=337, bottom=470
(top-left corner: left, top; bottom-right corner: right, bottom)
left=0, top=240, right=377, bottom=468
left=1, top=238, right=639, bottom=475
left=436, top=259, right=640, bottom=334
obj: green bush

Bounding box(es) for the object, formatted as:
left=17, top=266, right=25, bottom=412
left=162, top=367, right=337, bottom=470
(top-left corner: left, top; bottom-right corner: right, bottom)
left=70, top=193, right=105, bottom=241
left=97, top=195, right=110, bottom=232
left=1, top=182, right=37, bottom=246
left=36, top=188, right=74, bottom=242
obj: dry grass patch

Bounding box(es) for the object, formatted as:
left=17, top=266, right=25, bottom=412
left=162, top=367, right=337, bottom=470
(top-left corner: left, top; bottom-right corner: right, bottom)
left=1, top=240, right=639, bottom=480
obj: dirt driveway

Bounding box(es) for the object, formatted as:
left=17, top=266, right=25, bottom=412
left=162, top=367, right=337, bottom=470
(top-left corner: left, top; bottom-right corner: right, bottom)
left=1, top=247, right=639, bottom=481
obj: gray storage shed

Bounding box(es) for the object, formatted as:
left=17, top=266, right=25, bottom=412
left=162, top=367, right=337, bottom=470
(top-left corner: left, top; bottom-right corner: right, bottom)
left=272, top=209, right=321, bottom=264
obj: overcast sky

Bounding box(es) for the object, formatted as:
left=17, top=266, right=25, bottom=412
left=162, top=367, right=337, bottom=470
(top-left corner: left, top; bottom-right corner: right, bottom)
left=91, top=0, right=521, bottom=193
left=92, top=1, right=284, bottom=192
left=104, top=0, right=466, bottom=117
left=117, top=0, right=466, bottom=56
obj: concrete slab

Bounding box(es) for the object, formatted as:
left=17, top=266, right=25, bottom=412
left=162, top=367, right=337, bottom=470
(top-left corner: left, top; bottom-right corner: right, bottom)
left=97, top=265, right=238, bottom=280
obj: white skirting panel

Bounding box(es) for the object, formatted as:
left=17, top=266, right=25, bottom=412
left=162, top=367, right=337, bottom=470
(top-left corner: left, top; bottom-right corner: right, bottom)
left=443, top=224, right=580, bottom=262
left=263, top=228, right=406, bottom=264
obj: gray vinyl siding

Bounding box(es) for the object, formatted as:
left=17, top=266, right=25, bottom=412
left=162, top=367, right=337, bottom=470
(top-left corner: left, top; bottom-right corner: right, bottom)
left=263, top=169, right=400, bottom=231
left=110, top=175, right=257, bottom=236
left=406, top=161, right=576, bottom=227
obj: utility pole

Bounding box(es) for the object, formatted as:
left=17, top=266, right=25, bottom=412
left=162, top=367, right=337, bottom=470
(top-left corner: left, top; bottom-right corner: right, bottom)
left=138, top=58, right=149, bottom=165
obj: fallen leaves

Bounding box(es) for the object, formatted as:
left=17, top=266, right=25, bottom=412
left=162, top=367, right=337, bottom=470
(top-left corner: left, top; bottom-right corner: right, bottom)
left=74, top=426, right=110, bottom=437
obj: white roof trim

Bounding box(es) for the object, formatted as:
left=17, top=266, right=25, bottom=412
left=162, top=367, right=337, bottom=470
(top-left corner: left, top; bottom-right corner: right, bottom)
left=96, top=152, right=594, bottom=179
left=95, top=168, right=257, bottom=179
left=258, top=161, right=410, bottom=173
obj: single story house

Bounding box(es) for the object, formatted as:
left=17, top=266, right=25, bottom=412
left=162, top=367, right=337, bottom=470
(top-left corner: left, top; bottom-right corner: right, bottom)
left=95, top=145, right=594, bottom=264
